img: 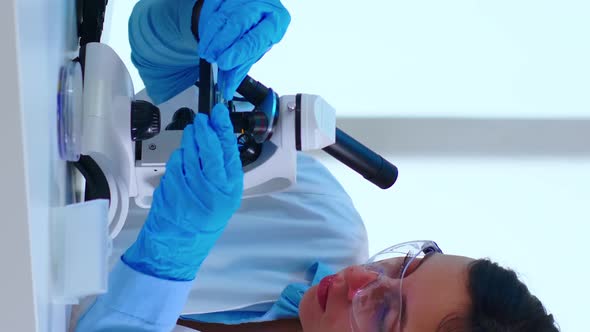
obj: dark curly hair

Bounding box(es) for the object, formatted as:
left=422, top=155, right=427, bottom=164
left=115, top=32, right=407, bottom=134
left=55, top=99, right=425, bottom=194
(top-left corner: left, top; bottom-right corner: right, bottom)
left=438, top=259, right=559, bottom=332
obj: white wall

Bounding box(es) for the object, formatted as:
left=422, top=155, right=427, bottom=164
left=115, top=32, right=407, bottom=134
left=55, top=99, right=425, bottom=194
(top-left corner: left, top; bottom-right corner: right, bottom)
left=105, top=0, right=590, bottom=118
left=0, top=1, right=36, bottom=330
left=252, top=0, right=590, bottom=118
left=2, top=0, right=77, bottom=331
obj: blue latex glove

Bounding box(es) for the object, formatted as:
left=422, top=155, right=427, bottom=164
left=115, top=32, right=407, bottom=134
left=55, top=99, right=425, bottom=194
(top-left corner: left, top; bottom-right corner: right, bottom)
left=129, top=0, right=290, bottom=104
left=123, top=104, right=243, bottom=281
left=198, top=0, right=291, bottom=100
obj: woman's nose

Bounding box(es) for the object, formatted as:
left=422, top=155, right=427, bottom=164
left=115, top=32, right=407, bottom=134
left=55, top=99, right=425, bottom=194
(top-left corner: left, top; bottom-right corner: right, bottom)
left=343, top=266, right=380, bottom=301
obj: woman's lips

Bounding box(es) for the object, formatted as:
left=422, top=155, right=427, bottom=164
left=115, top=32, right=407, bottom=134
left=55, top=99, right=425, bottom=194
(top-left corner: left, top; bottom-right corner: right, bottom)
left=317, top=275, right=336, bottom=312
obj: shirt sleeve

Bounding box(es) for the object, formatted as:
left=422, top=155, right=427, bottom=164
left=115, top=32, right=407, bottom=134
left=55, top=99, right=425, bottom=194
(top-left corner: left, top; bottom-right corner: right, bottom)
left=75, top=259, right=194, bottom=332
left=128, top=0, right=200, bottom=104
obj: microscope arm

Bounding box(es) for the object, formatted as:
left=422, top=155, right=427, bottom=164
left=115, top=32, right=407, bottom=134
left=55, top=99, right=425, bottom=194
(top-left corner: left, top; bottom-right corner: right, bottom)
left=236, top=76, right=398, bottom=189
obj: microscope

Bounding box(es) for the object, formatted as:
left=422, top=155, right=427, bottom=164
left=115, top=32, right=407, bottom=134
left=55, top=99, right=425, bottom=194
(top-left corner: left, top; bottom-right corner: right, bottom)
left=70, top=43, right=398, bottom=238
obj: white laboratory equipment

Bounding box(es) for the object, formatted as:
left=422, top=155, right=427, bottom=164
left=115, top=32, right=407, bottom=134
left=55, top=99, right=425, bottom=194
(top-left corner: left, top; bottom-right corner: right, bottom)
left=75, top=47, right=398, bottom=238
left=1, top=0, right=111, bottom=331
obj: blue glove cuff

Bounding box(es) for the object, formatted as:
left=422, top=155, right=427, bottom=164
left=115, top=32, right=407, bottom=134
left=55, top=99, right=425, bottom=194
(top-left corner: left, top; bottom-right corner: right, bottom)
left=123, top=212, right=225, bottom=281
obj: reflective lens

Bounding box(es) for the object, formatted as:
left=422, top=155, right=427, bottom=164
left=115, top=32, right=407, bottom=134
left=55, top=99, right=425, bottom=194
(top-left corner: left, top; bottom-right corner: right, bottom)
left=350, top=241, right=443, bottom=332
left=351, top=276, right=402, bottom=331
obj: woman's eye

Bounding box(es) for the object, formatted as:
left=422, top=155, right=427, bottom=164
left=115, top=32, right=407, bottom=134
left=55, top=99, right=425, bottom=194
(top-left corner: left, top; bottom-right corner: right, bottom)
left=398, top=253, right=412, bottom=278
left=368, top=253, right=424, bottom=280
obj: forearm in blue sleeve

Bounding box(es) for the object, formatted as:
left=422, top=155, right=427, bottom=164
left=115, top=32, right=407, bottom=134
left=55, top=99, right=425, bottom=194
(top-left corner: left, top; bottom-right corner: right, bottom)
left=129, top=0, right=200, bottom=104
left=75, top=259, right=193, bottom=332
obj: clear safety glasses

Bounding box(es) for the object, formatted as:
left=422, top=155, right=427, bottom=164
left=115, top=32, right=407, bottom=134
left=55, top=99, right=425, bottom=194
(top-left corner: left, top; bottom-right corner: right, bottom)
left=350, top=240, right=443, bottom=332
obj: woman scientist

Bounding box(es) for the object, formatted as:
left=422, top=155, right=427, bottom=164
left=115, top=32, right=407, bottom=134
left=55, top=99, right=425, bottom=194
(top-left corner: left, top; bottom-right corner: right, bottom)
left=75, top=0, right=559, bottom=331
left=74, top=108, right=559, bottom=332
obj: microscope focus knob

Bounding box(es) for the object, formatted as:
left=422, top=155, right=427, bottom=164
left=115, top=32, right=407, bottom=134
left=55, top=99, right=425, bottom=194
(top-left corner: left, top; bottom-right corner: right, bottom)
left=131, top=100, right=161, bottom=141
left=238, top=133, right=262, bottom=167
left=165, top=107, right=196, bottom=131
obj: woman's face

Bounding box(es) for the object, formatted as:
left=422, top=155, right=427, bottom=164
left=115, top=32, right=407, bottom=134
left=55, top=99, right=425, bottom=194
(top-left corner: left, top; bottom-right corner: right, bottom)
left=299, top=254, right=474, bottom=332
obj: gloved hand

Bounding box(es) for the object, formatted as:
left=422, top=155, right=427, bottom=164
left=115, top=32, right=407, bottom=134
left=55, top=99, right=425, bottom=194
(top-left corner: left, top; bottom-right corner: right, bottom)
left=123, top=104, right=243, bottom=281
left=198, top=0, right=291, bottom=100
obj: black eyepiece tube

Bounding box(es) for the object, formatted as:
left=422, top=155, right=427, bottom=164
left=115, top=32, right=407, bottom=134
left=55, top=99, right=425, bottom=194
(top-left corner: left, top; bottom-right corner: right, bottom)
left=237, top=75, right=270, bottom=106
left=323, top=128, right=398, bottom=189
